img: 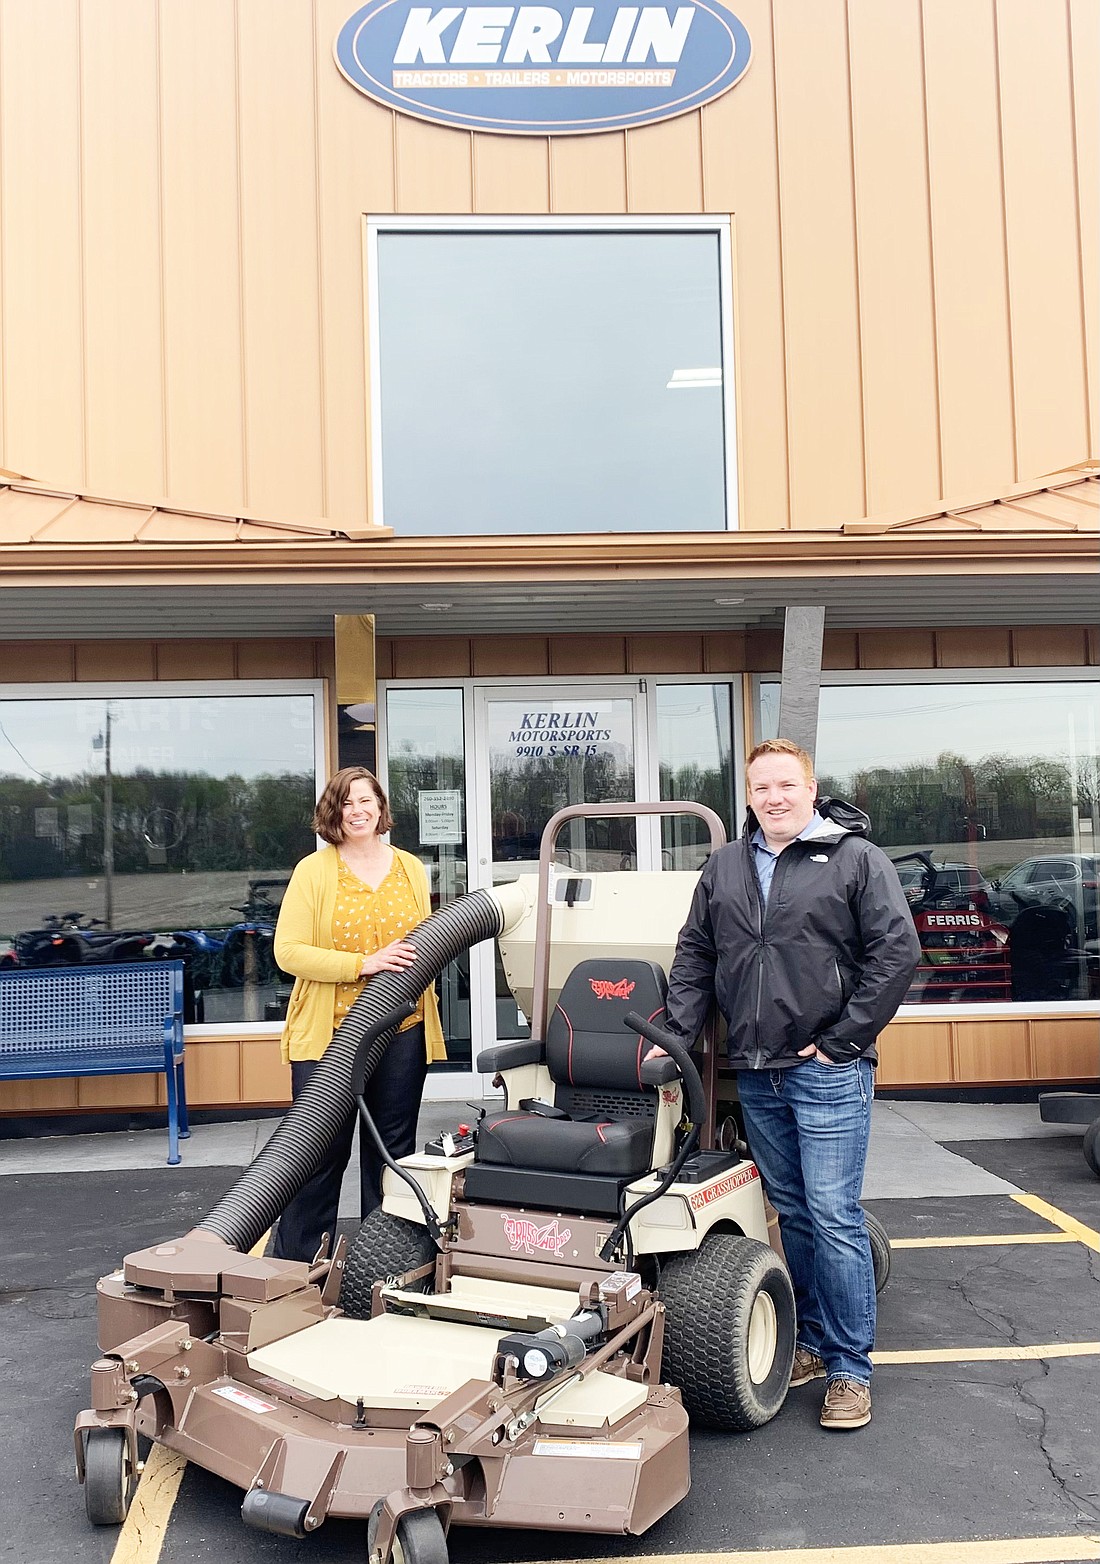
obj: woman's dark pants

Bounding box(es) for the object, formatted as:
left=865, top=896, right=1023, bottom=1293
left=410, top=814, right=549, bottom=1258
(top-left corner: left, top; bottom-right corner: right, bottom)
left=272, top=1023, right=428, bottom=1263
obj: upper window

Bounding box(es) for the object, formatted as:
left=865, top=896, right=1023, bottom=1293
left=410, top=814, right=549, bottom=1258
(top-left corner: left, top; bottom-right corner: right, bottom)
left=369, top=219, right=735, bottom=536
left=0, top=688, right=322, bottom=1026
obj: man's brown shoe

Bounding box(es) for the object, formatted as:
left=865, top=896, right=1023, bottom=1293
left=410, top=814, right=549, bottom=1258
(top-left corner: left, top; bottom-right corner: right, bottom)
left=820, top=1377, right=871, bottom=1429
left=790, top=1347, right=826, bottom=1387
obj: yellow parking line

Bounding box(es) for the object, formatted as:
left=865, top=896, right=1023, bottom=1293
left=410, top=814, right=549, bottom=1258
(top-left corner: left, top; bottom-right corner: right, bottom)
left=108, top=1444, right=187, bottom=1564
left=873, top=1342, right=1100, bottom=1364
left=526, top=1535, right=1100, bottom=1563
left=1012, top=1193, right=1100, bottom=1254
left=890, top=1233, right=1076, bottom=1248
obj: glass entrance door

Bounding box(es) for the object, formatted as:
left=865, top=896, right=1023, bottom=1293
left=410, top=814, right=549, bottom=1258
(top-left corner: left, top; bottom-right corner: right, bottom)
left=471, top=685, right=650, bottom=1050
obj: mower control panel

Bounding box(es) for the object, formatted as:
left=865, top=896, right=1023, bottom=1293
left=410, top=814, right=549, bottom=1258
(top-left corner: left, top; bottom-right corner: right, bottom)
left=424, top=1122, right=477, bottom=1158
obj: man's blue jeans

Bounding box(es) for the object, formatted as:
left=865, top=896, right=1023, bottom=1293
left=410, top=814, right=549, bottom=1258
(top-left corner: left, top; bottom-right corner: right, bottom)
left=736, top=1057, right=876, bottom=1385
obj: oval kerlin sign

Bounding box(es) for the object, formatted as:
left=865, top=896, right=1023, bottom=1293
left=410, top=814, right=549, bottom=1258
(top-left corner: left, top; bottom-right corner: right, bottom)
left=334, top=2, right=752, bottom=135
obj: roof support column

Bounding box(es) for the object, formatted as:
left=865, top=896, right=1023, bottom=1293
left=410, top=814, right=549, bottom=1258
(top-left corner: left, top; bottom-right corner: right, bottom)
left=777, top=606, right=826, bottom=764
left=335, top=613, right=377, bottom=776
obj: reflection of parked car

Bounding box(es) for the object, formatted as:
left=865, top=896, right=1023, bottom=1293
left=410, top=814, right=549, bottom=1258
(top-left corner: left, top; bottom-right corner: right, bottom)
left=988, top=854, right=1099, bottom=940
left=895, top=860, right=994, bottom=906
left=891, top=853, right=1010, bottom=1003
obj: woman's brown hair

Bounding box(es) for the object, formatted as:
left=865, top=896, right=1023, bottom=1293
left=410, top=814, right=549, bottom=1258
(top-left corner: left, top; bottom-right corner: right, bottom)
left=312, top=766, right=393, bottom=844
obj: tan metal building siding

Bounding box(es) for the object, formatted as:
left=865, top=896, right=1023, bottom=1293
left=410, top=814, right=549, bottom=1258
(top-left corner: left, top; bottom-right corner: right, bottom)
left=0, top=0, right=1094, bottom=531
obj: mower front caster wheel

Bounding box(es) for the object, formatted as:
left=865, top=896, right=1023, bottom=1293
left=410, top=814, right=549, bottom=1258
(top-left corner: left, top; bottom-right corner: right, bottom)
left=84, top=1428, right=136, bottom=1526
left=367, top=1501, right=448, bottom=1564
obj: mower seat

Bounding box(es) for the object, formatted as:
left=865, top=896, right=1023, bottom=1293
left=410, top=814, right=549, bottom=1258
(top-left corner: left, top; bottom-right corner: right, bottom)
left=475, top=958, right=672, bottom=1179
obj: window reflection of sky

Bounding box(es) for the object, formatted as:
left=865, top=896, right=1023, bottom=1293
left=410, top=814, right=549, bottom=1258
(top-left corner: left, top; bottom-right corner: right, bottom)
left=377, top=231, right=726, bottom=535
left=760, top=682, right=1100, bottom=774
left=0, top=697, right=316, bottom=781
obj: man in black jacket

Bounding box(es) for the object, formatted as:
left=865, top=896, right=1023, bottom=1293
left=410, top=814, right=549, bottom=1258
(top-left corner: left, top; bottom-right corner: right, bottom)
left=664, top=738, right=920, bottom=1429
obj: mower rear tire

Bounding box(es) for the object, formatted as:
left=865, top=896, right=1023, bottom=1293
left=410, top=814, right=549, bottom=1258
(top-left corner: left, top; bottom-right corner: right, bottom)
left=341, top=1206, right=437, bottom=1320
left=1084, top=1117, right=1100, bottom=1178
left=863, top=1208, right=892, bottom=1293
left=84, top=1428, right=135, bottom=1526
left=659, top=1233, right=795, bottom=1430
left=367, top=1501, right=449, bottom=1564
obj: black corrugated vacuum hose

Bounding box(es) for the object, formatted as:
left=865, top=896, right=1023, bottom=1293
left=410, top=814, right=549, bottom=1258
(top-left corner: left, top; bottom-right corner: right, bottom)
left=199, top=888, right=507, bottom=1253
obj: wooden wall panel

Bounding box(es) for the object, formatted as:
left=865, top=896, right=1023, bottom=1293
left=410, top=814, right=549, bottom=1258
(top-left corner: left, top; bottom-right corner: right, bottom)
left=1031, top=1019, right=1100, bottom=1081
left=857, top=630, right=935, bottom=669
left=822, top=631, right=859, bottom=669
left=79, top=0, right=164, bottom=501
left=922, top=0, right=1016, bottom=495
left=1011, top=627, right=1089, bottom=667
left=702, top=0, right=789, bottom=532
left=876, top=1021, right=953, bottom=1087
left=237, top=1, right=325, bottom=520
left=771, top=1, right=865, bottom=528
left=625, top=114, right=704, bottom=213
left=549, top=134, right=627, bottom=214
left=953, top=1020, right=1031, bottom=1082
left=1070, top=0, right=1099, bottom=456
left=0, top=642, right=74, bottom=680
left=241, top=1037, right=292, bottom=1105
left=395, top=119, right=473, bottom=213
left=75, top=641, right=157, bottom=681
left=848, top=0, right=941, bottom=515
left=392, top=637, right=472, bottom=678
left=155, top=641, right=236, bottom=681
left=627, top=635, right=703, bottom=674
left=159, top=0, right=246, bottom=512
left=997, top=0, right=1090, bottom=478
left=471, top=637, right=550, bottom=677
left=934, top=628, right=1012, bottom=669
left=236, top=639, right=317, bottom=678
left=80, top=1073, right=158, bottom=1108
left=168, top=1041, right=240, bottom=1106
left=703, top=631, right=748, bottom=673
left=0, top=0, right=84, bottom=489
left=549, top=635, right=626, bottom=676
left=473, top=137, right=550, bottom=214
left=0, top=1078, right=79, bottom=1112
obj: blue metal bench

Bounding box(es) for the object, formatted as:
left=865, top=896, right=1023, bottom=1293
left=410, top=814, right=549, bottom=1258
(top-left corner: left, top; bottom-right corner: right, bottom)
left=0, top=961, right=189, bottom=1165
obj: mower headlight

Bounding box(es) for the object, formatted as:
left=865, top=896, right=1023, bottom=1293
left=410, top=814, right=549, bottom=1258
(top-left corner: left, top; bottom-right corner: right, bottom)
left=522, top=1347, right=551, bottom=1380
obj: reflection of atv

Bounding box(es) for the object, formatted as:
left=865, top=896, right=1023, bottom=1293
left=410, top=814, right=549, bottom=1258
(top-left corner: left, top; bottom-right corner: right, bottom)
left=219, top=879, right=290, bottom=988
left=12, top=913, right=153, bottom=969
left=891, top=853, right=1010, bottom=1003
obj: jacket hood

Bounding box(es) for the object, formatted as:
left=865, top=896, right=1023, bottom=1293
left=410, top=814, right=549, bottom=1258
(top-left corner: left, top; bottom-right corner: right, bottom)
left=742, top=794, right=871, bottom=844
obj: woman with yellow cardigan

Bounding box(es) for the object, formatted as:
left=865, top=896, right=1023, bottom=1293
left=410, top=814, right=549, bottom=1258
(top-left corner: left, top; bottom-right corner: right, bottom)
left=271, top=766, right=445, bottom=1263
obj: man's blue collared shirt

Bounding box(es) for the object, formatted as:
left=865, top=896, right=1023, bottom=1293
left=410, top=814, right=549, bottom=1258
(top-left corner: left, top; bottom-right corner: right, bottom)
left=752, top=812, right=825, bottom=904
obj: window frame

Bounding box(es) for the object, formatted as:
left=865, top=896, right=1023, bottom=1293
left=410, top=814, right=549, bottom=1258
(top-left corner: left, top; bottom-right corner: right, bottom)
left=0, top=678, right=327, bottom=1035
left=364, top=214, right=739, bottom=535
left=751, top=665, right=1100, bottom=1018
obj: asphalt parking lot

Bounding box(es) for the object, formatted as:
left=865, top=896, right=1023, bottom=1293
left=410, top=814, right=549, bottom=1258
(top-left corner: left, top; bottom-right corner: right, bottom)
left=2, top=1100, right=1098, bottom=1564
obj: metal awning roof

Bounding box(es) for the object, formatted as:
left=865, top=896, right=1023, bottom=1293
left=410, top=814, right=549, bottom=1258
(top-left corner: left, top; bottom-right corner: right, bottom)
left=0, top=468, right=1095, bottom=639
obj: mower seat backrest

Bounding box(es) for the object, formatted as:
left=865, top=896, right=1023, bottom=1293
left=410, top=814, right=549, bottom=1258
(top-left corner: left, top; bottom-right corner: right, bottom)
left=545, top=957, right=668, bottom=1112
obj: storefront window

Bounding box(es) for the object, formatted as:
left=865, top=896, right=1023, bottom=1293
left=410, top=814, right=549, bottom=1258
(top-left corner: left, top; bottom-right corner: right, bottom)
left=384, top=688, right=470, bottom=1071
left=657, top=683, right=734, bottom=867
left=0, top=692, right=319, bottom=1024
left=759, top=679, right=1100, bottom=1005
left=372, top=223, right=731, bottom=535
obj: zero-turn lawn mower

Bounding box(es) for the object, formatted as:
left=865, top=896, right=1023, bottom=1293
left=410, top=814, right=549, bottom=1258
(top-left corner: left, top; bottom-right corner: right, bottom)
left=75, top=802, right=887, bottom=1562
